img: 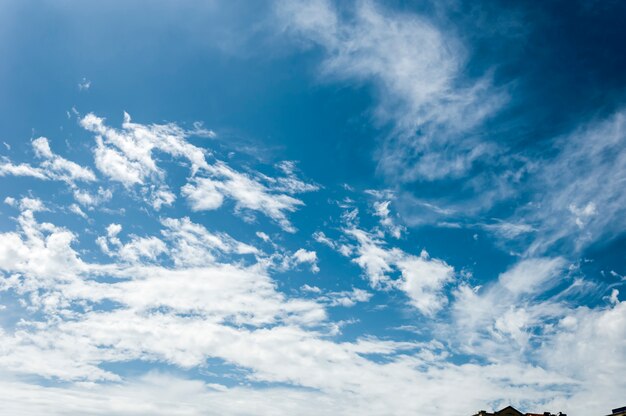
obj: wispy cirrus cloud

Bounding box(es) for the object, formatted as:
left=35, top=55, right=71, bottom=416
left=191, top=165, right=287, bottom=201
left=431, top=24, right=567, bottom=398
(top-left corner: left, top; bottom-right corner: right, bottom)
left=519, top=109, right=626, bottom=255
left=277, top=0, right=506, bottom=182
left=278, top=1, right=626, bottom=262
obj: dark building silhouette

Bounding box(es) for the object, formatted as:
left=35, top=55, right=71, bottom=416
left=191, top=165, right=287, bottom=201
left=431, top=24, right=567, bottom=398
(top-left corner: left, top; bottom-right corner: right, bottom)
left=472, top=405, right=566, bottom=416
left=607, top=406, right=626, bottom=416
left=474, top=404, right=626, bottom=416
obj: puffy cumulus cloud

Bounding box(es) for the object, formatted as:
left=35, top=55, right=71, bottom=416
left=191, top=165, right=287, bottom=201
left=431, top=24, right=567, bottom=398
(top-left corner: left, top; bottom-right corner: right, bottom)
left=0, top=206, right=528, bottom=416
left=80, top=112, right=316, bottom=227
left=97, top=224, right=167, bottom=264
left=182, top=161, right=314, bottom=232
left=159, top=216, right=259, bottom=267
left=311, top=200, right=453, bottom=315
left=0, top=137, right=96, bottom=184
left=292, top=248, right=319, bottom=273
left=0, top=198, right=86, bottom=284
left=32, top=137, right=96, bottom=183
left=180, top=177, right=224, bottom=210
left=277, top=0, right=505, bottom=182
left=333, top=226, right=454, bottom=316
left=0, top=208, right=328, bottom=380
left=80, top=112, right=209, bottom=210
left=80, top=112, right=209, bottom=184
left=4, top=196, right=46, bottom=212
left=394, top=249, right=454, bottom=315
left=1, top=107, right=624, bottom=414
left=72, top=186, right=113, bottom=207
left=0, top=193, right=585, bottom=415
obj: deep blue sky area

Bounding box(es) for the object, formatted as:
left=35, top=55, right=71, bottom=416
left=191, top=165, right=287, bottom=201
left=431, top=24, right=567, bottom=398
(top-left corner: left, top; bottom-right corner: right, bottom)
left=0, top=1, right=625, bottom=415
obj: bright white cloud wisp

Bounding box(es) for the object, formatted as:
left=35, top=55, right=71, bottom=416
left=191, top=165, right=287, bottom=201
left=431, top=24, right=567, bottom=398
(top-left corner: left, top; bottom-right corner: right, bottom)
left=0, top=1, right=625, bottom=415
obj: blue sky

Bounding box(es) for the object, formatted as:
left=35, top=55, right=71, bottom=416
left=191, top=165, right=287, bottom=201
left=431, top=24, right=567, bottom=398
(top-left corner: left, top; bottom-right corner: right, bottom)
left=1, top=1, right=625, bottom=415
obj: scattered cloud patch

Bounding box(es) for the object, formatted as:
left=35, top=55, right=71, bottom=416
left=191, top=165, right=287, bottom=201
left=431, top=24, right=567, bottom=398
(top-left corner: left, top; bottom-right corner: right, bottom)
left=278, top=0, right=505, bottom=181
left=77, top=77, right=91, bottom=91
left=183, top=161, right=315, bottom=232
left=292, top=248, right=319, bottom=273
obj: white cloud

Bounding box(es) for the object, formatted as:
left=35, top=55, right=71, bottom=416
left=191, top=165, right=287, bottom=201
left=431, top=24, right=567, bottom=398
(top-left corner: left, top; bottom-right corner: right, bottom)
left=395, top=250, right=454, bottom=315
left=0, top=180, right=624, bottom=415
left=450, top=257, right=568, bottom=356
left=181, top=178, right=224, bottom=210
left=256, top=231, right=271, bottom=242
left=0, top=160, right=48, bottom=179
left=339, top=227, right=453, bottom=316
left=267, top=160, right=320, bottom=194
left=92, top=136, right=145, bottom=186
left=80, top=112, right=208, bottom=210
left=480, top=220, right=535, bottom=240
left=78, top=77, right=91, bottom=91
left=498, top=257, right=564, bottom=296
left=73, top=187, right=113, bottom=207
left=68, top=204, right=88, bottom=219
left=189, top=121, right=216, bottom=138
left=0, top=210, right=330, bottom=381
left=97, top=218, right=258, bottom=268
left=301, top=284, right=322, bottom=294
left=16, top=197, right=46, bottom=212
left=538, top=300, right=626, bottom=414
left=0, top=202, right=85, bottom=283
left=2, top=136, right=96, bottom=185
left=292, top=248, right=319, bottom=273
left=312, top=231, right=333, bottom=246
left=1, top=138, right=96, bottom=202
left=81, top=112, right=316, bottom=224
left=183, top=162, right=310, bottom=232
left=145, top=184, right=176, bottom=210
left=2, top=103, right=625, bottom=415
left=278, top=0, right=505, bottom=181
left=98, top=231, right=167, bottom=264
left=372, top=199, right=405, bottom=239
left=324, top=287, right=373, bottom=307
left=519, top=110, right=626, bottom=254
left=344, top=228, right=395, bottom=288
left=32, top=137, right=96, bottom=184
left=81, top=112, right=209, bottom=180
left=160, top=216, right=258, bottom=267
